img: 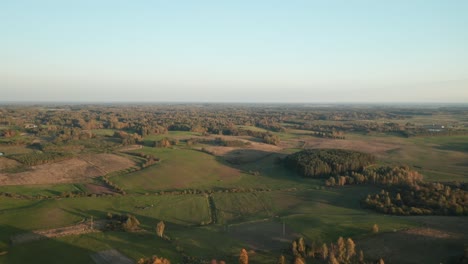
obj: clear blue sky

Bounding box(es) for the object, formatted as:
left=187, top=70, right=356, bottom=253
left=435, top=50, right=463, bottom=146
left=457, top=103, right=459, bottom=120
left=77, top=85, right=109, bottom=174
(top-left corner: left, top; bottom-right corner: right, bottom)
left=1, top=0, right=467, bottom=102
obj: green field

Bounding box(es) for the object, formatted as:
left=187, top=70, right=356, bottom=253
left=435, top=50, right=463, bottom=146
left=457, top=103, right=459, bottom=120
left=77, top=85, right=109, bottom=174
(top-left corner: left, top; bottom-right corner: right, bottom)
left=91, top=129, right=116, bottom=136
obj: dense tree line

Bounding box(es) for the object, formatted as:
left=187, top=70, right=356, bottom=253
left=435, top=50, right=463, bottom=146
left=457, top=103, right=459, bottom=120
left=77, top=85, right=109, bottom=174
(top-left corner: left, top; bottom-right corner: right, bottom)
left=324, top=166, right=423, bottom=187
left=284, top=149, right=467, bottom=216
left=283, top=149, right=376, bottom=178
left=363, top=182, right=467, bottom=216
left=321, top=164, right=467, bottom=216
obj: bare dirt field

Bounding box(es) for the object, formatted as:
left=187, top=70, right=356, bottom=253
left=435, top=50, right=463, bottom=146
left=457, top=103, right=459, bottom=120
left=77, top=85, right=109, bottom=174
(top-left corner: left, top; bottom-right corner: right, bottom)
left=0, top=154, right=135, bottom=186
left=0, top=157, right=21, bottom=171
left=358, top=216, right=468, bottom=264
left=79, top=153, right=135, bottom=174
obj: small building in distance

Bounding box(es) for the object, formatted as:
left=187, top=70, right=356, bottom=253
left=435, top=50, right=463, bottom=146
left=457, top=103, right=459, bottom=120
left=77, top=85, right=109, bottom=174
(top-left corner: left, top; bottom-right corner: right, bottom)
left=424, top=124, right=445, bottom=132
left=24, top=124, right=38, bottom=129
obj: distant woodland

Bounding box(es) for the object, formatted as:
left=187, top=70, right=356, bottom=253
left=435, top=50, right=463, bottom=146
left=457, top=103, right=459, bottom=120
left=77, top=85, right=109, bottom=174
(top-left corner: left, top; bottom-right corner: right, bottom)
left=282, top=150, right=467, bottom=216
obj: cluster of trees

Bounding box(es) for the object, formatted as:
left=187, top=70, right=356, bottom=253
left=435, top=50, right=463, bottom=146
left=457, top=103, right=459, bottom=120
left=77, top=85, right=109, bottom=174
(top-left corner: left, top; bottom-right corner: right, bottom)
left=105, top=213, right=141, bottom=231
left=255, top=119, right=285, bottom=132
left=137, top=248, right=250, bottom=264
left=113, top=131, right=142, bottom=145
left=283, top=236, right=383, bottom=264
left=153, top=138, right=173, bottom=148
left=363, top=182, right=467, bottom=215
left=316, top=130, right=346, bottom=139
left=318, top=162, right=466, bottom=216
left=283, top=149, right=376, bottom=178
left=137, top=256, right=171, bottom=264
left=284, top=148, right=467, bottom=216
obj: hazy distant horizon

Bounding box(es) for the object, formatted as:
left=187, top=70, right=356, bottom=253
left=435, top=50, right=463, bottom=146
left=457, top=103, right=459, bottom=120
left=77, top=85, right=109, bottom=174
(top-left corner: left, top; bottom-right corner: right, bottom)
left=1, top=101, right=467, bottom=107
left=2, top=1, right=467, bottom=102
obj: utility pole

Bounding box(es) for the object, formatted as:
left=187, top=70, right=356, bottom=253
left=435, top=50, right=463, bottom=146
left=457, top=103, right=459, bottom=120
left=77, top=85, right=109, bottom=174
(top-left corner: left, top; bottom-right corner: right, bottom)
left=282, top=222, right=285, bottom=237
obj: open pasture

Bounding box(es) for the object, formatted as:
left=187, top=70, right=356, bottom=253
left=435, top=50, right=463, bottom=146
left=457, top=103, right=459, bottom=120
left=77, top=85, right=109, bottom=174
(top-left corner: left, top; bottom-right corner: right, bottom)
left=110, top=148, right=244, bottom=192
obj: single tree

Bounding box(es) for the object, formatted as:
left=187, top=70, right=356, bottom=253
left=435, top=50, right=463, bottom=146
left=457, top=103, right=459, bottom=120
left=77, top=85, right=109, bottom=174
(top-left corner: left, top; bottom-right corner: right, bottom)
left=292, top=241, right=299, bottom=256
left=156, top=221, right=165, bottom=238
left=239, top=248, right=248, bottom=264
left=328, top=252, right=339, bottom=264
left=297, top=237, right=306, bottom=255
left=277, top=255, right=286, bottom=264
left=345, top=238, right=356, bottom=261
left=322, top=243, right=329, bottom=260
left=372, top=224, right=379, bottom=234
left=294, top=257, right=305, bottom=264
left=337, top=237, right=345, bottom=261
left=358, top=250, right=364, bottom=263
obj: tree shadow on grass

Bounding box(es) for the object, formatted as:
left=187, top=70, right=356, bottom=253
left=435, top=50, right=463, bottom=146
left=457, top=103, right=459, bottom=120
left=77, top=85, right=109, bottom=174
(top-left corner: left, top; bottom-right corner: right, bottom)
left=435, top=142, right=468, bottom=153
left=1, top=225, right=95, bottom=264
left=357, top=224, right=466, bottom=264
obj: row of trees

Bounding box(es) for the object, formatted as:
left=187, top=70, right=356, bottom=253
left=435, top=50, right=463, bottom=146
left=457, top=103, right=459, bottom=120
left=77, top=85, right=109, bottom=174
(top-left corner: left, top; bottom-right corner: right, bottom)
left=284, top=236, right=383, bottom=264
